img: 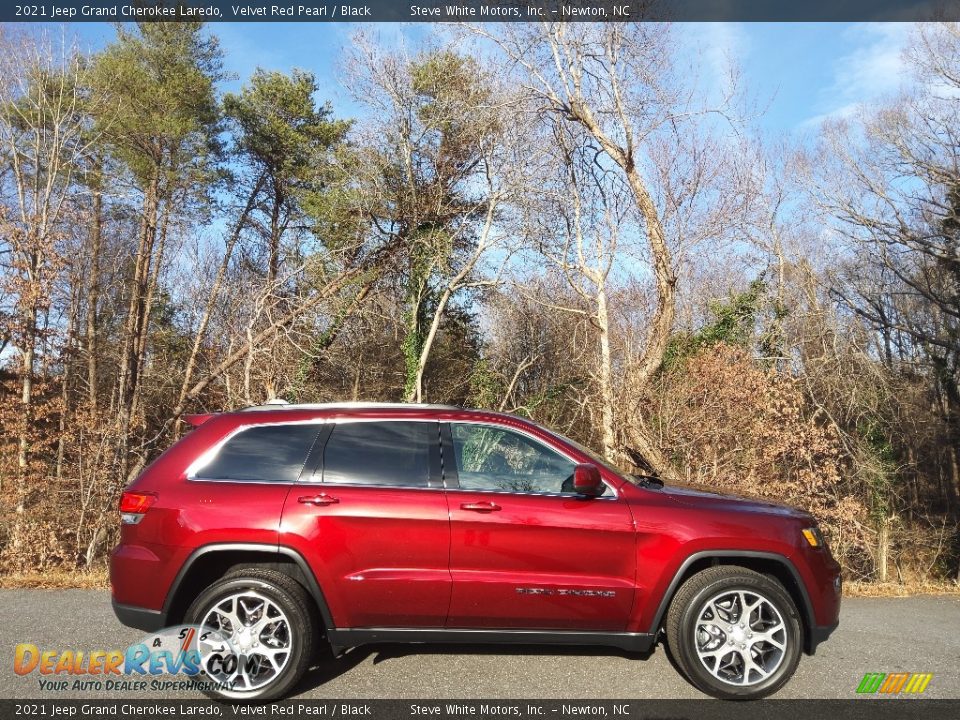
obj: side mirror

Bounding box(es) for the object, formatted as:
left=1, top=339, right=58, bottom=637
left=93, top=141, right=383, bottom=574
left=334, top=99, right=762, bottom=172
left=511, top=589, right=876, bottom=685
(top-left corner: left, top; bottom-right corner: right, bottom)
left=573, top=463, right=604, bottom=497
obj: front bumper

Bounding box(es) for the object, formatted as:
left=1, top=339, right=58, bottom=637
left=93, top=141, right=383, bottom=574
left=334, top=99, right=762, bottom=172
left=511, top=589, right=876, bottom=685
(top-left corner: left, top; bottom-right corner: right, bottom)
left=807, top=621, right=839, bottom=655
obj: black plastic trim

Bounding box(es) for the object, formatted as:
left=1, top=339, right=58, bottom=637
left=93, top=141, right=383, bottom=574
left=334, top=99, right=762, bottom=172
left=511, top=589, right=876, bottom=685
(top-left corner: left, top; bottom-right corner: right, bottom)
left=808, top=621, right=838, bottom=655
left=428, top=422, right=444, bottom=488
left=161, top=542, right=335, bottom=631
left=648, top=550, right=818, bottom=653
left=326, top=628, right=655, bottom=654
left=439, top=422, right=458, bottom=489
left=300, top=424, right=334, bottom=482
left=112, top=600, right=165, bottom=632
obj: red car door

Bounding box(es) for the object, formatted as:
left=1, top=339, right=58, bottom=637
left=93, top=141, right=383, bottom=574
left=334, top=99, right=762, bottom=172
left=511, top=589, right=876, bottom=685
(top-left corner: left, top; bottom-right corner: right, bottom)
left=443, top=422, right=636, bottom=631
left=280, top=420, right=451, bottom=628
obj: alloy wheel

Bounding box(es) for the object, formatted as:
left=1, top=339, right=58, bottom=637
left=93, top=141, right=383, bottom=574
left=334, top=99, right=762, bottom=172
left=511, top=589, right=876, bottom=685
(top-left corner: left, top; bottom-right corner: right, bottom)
left=693, top=589, right=787, bottom=687
left=199, top=590, right=293, bottom=694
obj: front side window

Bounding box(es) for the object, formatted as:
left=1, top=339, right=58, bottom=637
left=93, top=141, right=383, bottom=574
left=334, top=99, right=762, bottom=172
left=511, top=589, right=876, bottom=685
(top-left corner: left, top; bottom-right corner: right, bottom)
left=450, top=423, right=590, bottom=495
left=322, top=421, right=433, bottom=488
left=192, top=424, right=321, bottom=482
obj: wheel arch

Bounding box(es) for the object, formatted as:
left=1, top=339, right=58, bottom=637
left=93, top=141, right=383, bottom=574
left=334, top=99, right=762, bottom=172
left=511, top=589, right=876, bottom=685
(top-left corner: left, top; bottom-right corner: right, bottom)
left=162, top=543, right=334, bottom=633
left=649, top=550, right=817, bottom=654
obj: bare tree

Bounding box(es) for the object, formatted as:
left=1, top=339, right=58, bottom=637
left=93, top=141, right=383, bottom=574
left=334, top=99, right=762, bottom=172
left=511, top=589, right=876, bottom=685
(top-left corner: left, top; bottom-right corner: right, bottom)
left=0, top=28, right=94, bottom=511
left=807, top=22, right=960, bottom=516
left=346, top=38, right=521, bottom=403
left=515, top=120, right=631, bottom=461
left=474, top=23, right=749, bottom=476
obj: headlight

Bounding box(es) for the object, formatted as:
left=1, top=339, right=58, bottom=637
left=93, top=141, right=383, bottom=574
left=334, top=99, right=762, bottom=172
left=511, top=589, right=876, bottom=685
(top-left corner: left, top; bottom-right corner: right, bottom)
left=802, top=526, right=824, bottom=548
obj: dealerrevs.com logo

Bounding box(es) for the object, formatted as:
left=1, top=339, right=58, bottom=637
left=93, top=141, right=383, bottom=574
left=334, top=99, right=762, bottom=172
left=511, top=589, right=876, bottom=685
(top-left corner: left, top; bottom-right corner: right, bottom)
left=856, top=672, right=933, bottom=695
left=12, top=626, right=236, bottom=693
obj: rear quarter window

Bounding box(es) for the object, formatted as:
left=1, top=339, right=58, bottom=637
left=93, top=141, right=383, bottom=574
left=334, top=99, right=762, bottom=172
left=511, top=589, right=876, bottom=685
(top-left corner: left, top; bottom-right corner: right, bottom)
left=192, top=423, right=321, bottom=482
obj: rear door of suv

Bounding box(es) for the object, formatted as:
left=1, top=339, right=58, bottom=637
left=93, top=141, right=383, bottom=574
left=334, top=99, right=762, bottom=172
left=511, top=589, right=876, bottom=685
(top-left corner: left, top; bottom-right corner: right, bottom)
left=280, top=418, right=451, bottom=628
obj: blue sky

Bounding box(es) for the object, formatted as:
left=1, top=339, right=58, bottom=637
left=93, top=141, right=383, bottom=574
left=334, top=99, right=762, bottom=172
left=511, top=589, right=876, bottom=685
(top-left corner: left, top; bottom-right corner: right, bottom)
left=65, top=21, right=915, bottom=137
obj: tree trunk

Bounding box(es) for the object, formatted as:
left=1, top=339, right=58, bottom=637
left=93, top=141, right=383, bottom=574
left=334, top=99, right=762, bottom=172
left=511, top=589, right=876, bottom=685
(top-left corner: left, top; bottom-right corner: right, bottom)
left=56, top=285, right=80, bottom=480
left=130, top=200, right=170, bottom=424
left=268, top=184, right=283, bottom=286
left=159, top=265, right=370, bottom=433
left=564, top=103, right=677, bottom=477
left=625, top=423, right=680, bottom=483
left=176, top=173, right=265, bottom=413
left=86, top=179, right=103, bottom=411
left=876, top=520, right=890, bottom=583
left=596, top=285, right=617, bottom=462
left=402, top=260, right=431, bottom=402
left=15, top=247, right=41, bottom=513
left=409, top=282, right=448, bottom=404
left=16, top=317, right=36, bottom=514
left=116, top=171, right=160, bottom=484
left=622, top=163, right=677, bottom=387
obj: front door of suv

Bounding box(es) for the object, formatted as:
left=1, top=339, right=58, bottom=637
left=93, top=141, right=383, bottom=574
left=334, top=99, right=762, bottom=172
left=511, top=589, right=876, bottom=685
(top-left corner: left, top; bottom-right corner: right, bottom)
left=443, top=422, right=636, bottom=631
left=280, top=419, right=451, bottom=628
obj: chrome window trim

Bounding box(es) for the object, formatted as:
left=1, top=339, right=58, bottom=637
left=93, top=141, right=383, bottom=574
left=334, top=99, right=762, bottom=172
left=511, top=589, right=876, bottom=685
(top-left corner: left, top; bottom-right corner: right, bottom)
left=186, top=419, right=327, bottom=483
left=187, top=416, right=619, bottom=500
left=446, top=420, right=620, bottom=500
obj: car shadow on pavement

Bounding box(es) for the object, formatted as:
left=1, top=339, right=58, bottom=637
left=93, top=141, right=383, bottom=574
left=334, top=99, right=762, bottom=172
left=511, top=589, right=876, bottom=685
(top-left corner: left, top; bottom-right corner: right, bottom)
left=294, top=642, right=658, bottom=695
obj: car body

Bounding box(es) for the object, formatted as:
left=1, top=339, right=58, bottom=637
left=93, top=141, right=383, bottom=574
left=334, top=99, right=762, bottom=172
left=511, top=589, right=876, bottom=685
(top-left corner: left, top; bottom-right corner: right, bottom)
left=111, top=402, right=841, bottom=700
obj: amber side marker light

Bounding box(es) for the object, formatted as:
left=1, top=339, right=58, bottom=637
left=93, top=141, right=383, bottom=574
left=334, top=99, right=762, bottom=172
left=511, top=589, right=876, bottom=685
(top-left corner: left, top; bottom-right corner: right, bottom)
left=802, top=527, right=823, bottom=548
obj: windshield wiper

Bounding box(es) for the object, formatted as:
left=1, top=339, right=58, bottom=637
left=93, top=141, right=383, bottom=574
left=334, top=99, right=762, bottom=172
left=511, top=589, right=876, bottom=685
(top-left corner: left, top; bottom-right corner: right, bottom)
left=632, top=474, right=664, bottom=489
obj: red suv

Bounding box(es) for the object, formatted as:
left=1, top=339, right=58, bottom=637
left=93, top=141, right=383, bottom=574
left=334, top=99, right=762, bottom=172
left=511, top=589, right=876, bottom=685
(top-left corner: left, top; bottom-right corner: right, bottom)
left=111, top=402, right=840, bottom=701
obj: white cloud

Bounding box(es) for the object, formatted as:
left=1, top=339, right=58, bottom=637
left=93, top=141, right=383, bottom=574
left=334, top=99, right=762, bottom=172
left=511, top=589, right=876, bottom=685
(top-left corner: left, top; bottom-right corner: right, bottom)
left=801, top=22, right=913, bottom=128
left=676, top=22, right=750, bottom=106
left=700, top=22, right=750, bottom=79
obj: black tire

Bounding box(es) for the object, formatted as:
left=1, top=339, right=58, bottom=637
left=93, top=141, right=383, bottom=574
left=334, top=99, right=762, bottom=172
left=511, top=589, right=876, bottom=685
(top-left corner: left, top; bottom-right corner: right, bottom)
left=665, top=565, right=802, bottom=700
left=185, top=568, right=316, bottom=701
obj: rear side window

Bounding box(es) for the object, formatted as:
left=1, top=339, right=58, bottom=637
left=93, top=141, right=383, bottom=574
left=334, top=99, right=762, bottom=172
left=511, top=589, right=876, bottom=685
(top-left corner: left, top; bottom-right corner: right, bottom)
left=192, top=424, right=321, bottom=482
left=322, top=421, right=432, bottom=488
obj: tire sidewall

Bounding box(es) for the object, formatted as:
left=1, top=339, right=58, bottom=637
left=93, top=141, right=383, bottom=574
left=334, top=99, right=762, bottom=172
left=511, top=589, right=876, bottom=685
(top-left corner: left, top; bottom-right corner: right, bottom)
left=185, top=576, right=309, bottom=702
left=676, top=575, right=802, bottom=700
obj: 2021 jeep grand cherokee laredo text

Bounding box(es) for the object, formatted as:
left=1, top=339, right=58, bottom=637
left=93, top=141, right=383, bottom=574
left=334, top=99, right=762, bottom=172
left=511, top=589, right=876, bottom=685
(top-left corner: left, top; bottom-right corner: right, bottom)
left=111, top=402, right=841, bottom=700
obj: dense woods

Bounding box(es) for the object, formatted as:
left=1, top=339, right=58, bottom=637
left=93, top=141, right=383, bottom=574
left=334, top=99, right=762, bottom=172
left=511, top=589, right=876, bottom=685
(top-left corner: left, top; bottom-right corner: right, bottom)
left=1, top=22, right=958, bottom=587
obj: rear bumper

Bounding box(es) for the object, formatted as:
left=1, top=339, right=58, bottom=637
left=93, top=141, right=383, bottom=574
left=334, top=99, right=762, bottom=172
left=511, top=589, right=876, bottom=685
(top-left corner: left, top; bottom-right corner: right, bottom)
left=112, top=600, right=167, bottom=633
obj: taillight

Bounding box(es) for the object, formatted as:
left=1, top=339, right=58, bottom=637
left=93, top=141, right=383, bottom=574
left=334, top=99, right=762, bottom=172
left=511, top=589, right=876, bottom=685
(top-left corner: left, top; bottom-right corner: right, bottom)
left=119, top=491, right=156, bottom=525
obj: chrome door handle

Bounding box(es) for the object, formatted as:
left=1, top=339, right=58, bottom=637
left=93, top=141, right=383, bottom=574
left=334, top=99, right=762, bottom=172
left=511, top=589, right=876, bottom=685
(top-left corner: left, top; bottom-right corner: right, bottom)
left=298, top=494, right=340, bottom=506
left=460, top=501, right=501, bottom=512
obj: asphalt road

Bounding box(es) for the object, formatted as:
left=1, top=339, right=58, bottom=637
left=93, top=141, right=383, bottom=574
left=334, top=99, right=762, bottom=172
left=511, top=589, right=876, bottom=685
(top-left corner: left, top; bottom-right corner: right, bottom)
left=1, top=590, right=957, bottom=700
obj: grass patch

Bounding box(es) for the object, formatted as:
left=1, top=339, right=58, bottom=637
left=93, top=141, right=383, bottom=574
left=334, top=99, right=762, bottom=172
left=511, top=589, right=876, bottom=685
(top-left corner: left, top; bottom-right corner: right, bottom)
left=844, top=580, right=960, bottom=597
left=0, top=566, right=109, bottom=589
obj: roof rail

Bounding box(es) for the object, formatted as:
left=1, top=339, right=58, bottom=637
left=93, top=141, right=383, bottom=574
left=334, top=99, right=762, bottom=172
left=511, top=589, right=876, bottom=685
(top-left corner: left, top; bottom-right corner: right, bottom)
left=239, top=401, right=466, bottom=412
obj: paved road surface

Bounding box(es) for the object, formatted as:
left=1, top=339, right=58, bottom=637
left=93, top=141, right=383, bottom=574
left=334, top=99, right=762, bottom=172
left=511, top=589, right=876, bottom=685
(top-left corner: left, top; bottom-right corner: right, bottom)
left=1, top=591, right=957, bottom=699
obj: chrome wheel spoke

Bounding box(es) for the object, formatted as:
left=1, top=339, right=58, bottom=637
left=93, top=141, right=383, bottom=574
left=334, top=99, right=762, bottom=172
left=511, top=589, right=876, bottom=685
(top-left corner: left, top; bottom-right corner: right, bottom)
left=213, top=597, right=242, bottom=635
left=259, top=645, right=289, bottom=672
left=697, top=647, right=726, bottom=672
left=753, top=625, right=786, bottom=649
left=198, top=590, right=293, bottom=695
left=741, top=653, right=768, bottom=685
left=693, top=588, right=787, bottom=687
